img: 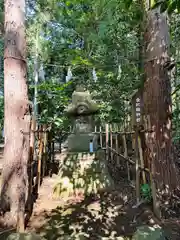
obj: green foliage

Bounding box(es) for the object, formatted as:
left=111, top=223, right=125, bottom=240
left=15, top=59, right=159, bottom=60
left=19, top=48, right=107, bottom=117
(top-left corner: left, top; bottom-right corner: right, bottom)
left=132, top=226, right=167, bottom=240
left=24, top=0, right=180, bottom=134
left=152, top=0, right=180, bottom=14
left=25, top=0, right=143, bottom=128
left=140, top=184, right=152, bottom=202
left=33, top=81, right=73, bottom=131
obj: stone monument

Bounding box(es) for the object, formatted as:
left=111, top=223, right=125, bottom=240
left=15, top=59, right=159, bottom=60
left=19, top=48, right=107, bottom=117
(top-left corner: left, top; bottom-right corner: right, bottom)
left=65, top=85, right=99, bottom=152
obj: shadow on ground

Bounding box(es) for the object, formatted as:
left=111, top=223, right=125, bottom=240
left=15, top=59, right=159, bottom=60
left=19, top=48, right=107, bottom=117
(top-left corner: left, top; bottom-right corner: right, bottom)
left=32, top=191, right=155, bottom=240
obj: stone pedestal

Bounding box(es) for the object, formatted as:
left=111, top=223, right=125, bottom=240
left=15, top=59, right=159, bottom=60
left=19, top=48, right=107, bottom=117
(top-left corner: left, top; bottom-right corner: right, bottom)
left=68, top=133, right=98, bottom=152
left=53, top=150, right=114, bottom=199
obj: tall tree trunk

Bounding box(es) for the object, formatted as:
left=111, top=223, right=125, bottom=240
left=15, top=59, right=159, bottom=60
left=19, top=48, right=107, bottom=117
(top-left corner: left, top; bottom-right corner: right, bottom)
left=143, top=8, right=180, bottom=216
left=0, top=0, right=30, bottom=229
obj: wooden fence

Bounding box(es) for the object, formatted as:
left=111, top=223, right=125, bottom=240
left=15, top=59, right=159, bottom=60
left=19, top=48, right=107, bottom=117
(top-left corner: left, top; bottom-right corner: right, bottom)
left=0, top=117, right=55, bottom=234
left=25, top=117, right=54, bottom=229
left=71, top=123, right=159, bottom=218
left=56, top=122, right=160, bottom=218
left=102, top=123, right=160, bottom=218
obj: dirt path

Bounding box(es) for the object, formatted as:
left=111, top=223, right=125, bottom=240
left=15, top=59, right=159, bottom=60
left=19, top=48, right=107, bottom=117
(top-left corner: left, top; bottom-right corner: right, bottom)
left=26, top=151, right=159, bottom=239
left=0, top=149, right=179, bottom=239
left=26, top=169, right=157, bottom=239
left=26, top=176, right=180, bottom=239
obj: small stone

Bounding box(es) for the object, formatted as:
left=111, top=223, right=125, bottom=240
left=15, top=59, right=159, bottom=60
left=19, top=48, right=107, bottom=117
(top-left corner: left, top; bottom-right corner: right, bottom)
left=149, top=218, right=155, bottom=224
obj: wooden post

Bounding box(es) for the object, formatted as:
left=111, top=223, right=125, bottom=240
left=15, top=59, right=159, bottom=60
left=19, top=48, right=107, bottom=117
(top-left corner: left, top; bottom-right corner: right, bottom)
left=100, top=126, right=102, bottom=148
left=110, top=124, right=113, bottom=159
left=115, top=133, right=120, bottom=166
left=106, top=123, right=109, bottom=159
left=135, top=129, right=140, bottom=203
left=36, top=125, right=44, bottom=190
left=105, top=123, right=114, bottom=188
left=137, top=133, right=146, bottom=184
left=52, top=133, right=55, bottom=163
left=48, top=130, right=52, bottom=162
left=94, top=125, right=97, bottom=133
left=122, top=134, right=130, bottom=181
left=42, top=124, right=48, bottom=178
left=59, top=134, right=62, bottom=153
left=59, top=129, right=63, bottom=153
left=27, top=116, right=36, bottom=211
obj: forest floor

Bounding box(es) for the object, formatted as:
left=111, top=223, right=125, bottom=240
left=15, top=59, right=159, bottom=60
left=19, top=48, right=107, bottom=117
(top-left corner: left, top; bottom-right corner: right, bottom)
left=25, top=151, right=180, bottom=240
left=26, top=174, right=155, bottom=239
left=0, top=149, right=180, bottom=239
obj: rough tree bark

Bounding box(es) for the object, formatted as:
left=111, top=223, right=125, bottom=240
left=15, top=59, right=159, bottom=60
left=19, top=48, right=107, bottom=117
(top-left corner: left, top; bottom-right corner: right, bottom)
left=143, top=8, right=180, bottom=216
left=0, top=0, right=31, bottom=230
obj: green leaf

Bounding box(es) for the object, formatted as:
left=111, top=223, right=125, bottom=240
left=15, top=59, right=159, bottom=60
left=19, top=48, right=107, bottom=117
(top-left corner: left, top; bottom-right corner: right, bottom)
left=177, top=0, right=180, bottom=13
left=160, top=1, right=168, bottom=12
left=167, top=1, right=177, bottom=14
left=151, top=0, right=164, bottom=9
left=124, top=0, right=133, bottom=9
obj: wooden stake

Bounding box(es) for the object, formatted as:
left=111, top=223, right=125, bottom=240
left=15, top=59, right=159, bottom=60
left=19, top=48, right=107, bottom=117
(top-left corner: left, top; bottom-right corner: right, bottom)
left=115, top=133, right=120, bottom=166
left=105, top=123, right=115, bottom=188
left=36, top=126, right=44, bottom=190
left=137, top=134, right=146, bottom=184
left=42, top=124, right=48, bottom=178
left=106, top=123, right=109, bottom=158
left=100, top=126, right=103, bottom=148
left=135, top=129, right=140, bottom=203
left=27, top=116, right=36, bottom=211
left=122, top=134, right=130, bottom=181
left=110, top=124, right=113, bottom=159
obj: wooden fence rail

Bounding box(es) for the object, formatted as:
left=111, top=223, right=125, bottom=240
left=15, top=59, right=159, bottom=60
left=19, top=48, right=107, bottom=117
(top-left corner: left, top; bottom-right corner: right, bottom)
left=57, top=123, right=159, bottom=218
left=23, top=118, right=54, bottom=231
left=101, top=123, right=159, bottom=218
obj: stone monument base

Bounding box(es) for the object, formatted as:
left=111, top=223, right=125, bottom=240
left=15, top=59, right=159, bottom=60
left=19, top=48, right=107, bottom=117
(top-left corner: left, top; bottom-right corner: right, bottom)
left=53, top=150, right=114, bottom=199
left=67, top=133, right=98, bottom=152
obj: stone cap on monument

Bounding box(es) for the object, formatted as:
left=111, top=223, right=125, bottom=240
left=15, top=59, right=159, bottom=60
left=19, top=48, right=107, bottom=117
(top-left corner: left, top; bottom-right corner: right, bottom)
left=65, top=85, right=99, bottom=116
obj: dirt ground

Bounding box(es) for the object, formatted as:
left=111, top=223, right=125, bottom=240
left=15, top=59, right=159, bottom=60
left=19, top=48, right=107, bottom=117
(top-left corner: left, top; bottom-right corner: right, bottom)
left=26, top=174, right=157, bottom=239
left=24, top=152, right=158, bottom=239
left=0, top=150, right=180, bottom=239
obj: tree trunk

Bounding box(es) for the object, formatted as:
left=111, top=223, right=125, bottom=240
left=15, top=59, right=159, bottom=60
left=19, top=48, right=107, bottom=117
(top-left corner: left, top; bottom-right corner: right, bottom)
left=0, top=0, right=30, bottom=230
left=143, top=8, right=180, bottom=216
